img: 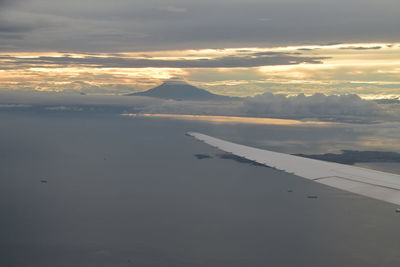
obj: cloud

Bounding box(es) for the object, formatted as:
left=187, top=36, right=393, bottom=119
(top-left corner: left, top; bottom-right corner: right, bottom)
left=0, top=44, right=398, bottom=99
left=1, top=0, right=399, bottom=51
left=159, top=6, right=187, bottom=13
left=1, top=53, right=326, bottom=68
left=131, top=92, right=387, bottom=122
left=0, top=54, right=327, bottom=69
left=0, top=103, right=31, bottom=108
left=0, top=21, right=37, bottom=33
left=243, top=93, right=384, bottom=117
left=257, top=18, right=271, bottom=22
left=297, top=48, right=317, bottom=51
left=44, top=106, right=83, bottom=111
left=251, top=51, right=302, bottom=56
left=0, top=89, right=391, bottom=122
left=0, top=1, right=35, bottom=37
left=340, top=46, right=382, bottom=50
left=0, top=0, right=15, bottom=7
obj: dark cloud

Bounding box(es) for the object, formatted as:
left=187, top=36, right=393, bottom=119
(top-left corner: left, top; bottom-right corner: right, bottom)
left=0, top=54, right=327, bottom=69
left=0, top=0, right=44, bottom=39
left=251, top=52, right=302, bottom=56
left=340, top=46, right=382, bottom=50
left=297, top=48, right=317, bottom=51
left=0, top=0, right=399, bottom=51
left=0, top=33, right=24, bottom=39
left=0, top=0, right=14, bottom=6
left=0, top=22, right=37, bottom=33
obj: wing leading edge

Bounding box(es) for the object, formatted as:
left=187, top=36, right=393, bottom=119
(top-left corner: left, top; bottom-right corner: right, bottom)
left=187, top=132, right=400, bottom=206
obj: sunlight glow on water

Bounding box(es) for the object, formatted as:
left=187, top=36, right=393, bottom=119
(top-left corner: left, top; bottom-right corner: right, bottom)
left=122, top=113, right=336, bottom=126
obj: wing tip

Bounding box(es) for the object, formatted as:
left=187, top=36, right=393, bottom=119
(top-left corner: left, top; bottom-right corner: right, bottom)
left=185, top=131, right=195, bottom=137
left=185, top=131, right=202, bottom=138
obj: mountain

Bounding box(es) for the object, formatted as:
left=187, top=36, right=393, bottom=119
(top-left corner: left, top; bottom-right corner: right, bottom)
left=126, top=80, right=235, bottom=101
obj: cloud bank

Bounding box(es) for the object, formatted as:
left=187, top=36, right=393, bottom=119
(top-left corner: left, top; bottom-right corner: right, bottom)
left=0, top=90, right=387, bottom=121
left=243, top=93, right=383, bottom=117
left=0, top=53, right=326, bottom=70
left=0, top=44, right=399, bottom=99
left=129, top=92, right=387, bottom=122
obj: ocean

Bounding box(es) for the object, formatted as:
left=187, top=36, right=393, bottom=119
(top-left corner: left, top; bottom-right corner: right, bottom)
left=0, top=112, right=399, bottom=266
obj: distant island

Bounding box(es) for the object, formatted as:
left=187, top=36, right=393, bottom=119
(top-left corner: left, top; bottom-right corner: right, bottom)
left=126, top=78, right=238, bottom=101
left=294, top=150, right=400, bottom=165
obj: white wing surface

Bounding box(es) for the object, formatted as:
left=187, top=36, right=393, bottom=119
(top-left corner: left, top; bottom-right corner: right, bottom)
left=187, top=132, right=400, bottom=206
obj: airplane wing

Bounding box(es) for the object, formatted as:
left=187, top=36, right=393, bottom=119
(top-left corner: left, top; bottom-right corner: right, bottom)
left=187, top=132, right=400, bottom=207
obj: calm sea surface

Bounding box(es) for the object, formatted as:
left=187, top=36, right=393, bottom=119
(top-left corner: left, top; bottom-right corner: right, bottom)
left=0, top=112, right=399, bottom=267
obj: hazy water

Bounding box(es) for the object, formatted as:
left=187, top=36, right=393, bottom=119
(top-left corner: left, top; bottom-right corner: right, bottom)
left=1, top=112, right=400, bottom=267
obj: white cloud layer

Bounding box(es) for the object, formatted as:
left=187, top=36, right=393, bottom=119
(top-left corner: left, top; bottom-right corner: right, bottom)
left=0, top=91, right=391, bottom=122
left=243, top=93, right=384, bottom=117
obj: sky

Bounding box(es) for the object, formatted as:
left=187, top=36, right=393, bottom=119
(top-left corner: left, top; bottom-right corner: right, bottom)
left=0, top=0, right=399, bottom=98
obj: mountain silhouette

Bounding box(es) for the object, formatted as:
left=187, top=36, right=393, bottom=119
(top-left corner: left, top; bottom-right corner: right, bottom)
left=127, top=79, right=235, bottom=101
